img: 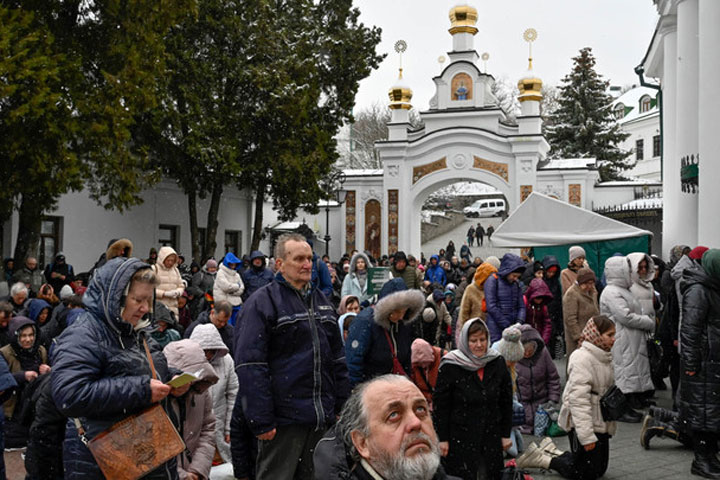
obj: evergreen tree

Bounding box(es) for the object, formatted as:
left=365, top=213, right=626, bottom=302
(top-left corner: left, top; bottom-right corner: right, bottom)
left=546, top=47, right=632, bottom=181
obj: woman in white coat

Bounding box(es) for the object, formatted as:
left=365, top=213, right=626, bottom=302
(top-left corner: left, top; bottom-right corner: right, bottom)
left=213, top=252, right=244, bottom=325
left=341, top=252, right=373, bottom=304
left=600, top=255, right=655, bottom=417
left=190, top=324, right=239, bottom=463
left=517, top=315, right=617, bottom=479
left=153, top=246, right=185, bottom=316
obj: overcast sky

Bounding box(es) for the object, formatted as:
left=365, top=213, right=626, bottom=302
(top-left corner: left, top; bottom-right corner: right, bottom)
left=351, top=1, right=659, bottom=113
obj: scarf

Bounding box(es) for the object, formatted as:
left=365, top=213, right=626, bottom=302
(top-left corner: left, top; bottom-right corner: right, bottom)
left=578, top=317, right=610, bottom=352
left=702, top=249, right=720, bottom=283
left=441, top=318, right=500, bottom=371
left=356, top=270, right=367, bottom=290
left=670, top=244, right=689, bottom=267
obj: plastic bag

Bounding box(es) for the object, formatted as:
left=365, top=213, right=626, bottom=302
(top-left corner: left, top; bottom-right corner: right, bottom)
left=534, top=406, right=550, bottom=437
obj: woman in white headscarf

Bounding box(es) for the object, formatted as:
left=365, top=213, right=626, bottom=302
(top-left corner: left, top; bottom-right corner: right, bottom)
left=433, top=318, right=513, bottom=480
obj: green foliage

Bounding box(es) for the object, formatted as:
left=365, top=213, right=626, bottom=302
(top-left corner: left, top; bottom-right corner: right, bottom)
left=546, top=47, right=632, bottom=181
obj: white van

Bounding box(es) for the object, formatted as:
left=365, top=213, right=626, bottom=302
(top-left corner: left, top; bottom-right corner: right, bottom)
left=463, top=199, right=506, bottom=218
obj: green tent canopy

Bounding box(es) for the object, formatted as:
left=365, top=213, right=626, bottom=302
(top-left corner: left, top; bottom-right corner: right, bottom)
left=491, top=192, right=652, bottom=276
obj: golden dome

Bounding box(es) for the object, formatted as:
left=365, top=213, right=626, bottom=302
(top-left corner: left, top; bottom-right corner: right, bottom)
left=518, top=61, right=543, bottom=102
left=449, top=5, right=478, bottom=35
left=388, top=68, right=413, bottom=110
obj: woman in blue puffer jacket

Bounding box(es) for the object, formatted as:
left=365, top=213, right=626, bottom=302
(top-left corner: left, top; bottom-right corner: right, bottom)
left=484, top=253, right=526, bottom=342
left=51, top=258, right=182, bottom=479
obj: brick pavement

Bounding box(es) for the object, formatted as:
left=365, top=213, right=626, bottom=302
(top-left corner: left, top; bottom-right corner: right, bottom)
left=524, top=357, right=696, bottom=479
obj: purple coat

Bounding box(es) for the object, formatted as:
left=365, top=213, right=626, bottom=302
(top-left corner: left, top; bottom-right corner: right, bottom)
left=516, top=324, right=561, bottom=433
left=484, top=254, right=526, bottom=342
left=524, top=278, right=553, bottom=345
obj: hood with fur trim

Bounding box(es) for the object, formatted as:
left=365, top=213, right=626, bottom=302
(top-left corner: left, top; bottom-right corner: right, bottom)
left=372, top=278, right=425, bottom=329
left=106, top=238, right=133, bottom=261
left=349, top=252, right=372, bottom=275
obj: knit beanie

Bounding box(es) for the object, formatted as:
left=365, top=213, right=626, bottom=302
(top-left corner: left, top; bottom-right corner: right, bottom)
left=576, top=268, right=596, bottom=285
left=485, top=256, right=501, bottom=270
left=689, top=246, right=709, bottom=261
left=492, top=326, right=524, bottom=363
left=422, top=307, right=437, bottom=323
left=59, top=284, right=74, bottom=300
left=569, top=246, right=586, bottom=262
left=205, top=259, right=218, bottom=269
left=411, top=338, right=435, bottom=367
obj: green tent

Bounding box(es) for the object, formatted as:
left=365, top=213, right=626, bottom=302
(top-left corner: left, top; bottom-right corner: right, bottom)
left=491, top=192, right=652, bottom=276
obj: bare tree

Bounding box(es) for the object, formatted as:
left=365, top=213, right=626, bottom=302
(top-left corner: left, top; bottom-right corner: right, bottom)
left=337, top=100, right=423, bottom=169
left=491, top=76, right=521, bottom=124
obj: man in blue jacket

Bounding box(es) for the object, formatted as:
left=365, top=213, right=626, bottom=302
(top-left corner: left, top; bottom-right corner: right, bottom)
left=234, top=233, right=350, bottom=479
left=424, top=255, right=447, bottom=287
left=241, top=250, right=274, bottom=302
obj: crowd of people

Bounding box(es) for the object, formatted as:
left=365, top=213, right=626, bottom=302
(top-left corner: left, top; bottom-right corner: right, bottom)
left=0, top=233, right=717, bottom=480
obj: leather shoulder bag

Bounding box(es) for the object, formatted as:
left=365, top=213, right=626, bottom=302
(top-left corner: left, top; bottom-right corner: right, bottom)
left=74, top=337, right=185, bottom=480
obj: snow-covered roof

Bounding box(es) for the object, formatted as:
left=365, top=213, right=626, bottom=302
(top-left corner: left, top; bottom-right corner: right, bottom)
left=269, top=221, right=303, bottom=230
left=596, top=179, right=660, bottom=187
left=343, top=169, right=383, bottom=176
left=621, top=197, right=663, bottom=209
left=612, top=86, right=659, bottom=124
left=540, top=158, right=596, bottom=169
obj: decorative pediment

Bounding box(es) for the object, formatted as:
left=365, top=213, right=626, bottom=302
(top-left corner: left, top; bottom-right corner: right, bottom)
left=412, top=157, right=447, bottom=184
left=472, top=156, right=509, bottom=182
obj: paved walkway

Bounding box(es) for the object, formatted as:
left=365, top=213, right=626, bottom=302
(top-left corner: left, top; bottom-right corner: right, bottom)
left=524, top=357, right=695, bottom=480
left=421, top=216, right=516, bottom=260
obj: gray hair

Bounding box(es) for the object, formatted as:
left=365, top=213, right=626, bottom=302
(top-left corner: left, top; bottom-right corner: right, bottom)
left=338, top=374, right=415, bottom=461
left=213, top=299, right=232, bottom=317
left=130, top=267, right=159, bottom=287
left=275, top=233, right=308, bottom=260
left=10, top=282, right=28, bottom=297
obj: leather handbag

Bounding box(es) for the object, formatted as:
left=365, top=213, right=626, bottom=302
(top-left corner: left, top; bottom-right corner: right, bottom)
left=597, top=384, right=629, bottom=422
left=74, top=338, right=185, bottom=480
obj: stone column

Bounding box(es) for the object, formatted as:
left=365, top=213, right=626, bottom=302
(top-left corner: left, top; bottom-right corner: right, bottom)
left=697, top=0, right=720, bottom=245
left=673, top=0, right=699, bottom=247
left=661, top=19, right=680, bottom=255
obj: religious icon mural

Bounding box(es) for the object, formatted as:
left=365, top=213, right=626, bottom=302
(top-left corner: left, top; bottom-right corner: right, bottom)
left=451, top=73, right=473, bottom=101
left=365, top=199, right=381, bottom=260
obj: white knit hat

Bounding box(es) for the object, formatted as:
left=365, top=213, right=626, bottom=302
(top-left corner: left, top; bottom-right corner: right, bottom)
left=569, top=246, right=586, bottom=262
left=493, top=326, right=524, bottom=362
left=59, top=284, right=74, bottom=300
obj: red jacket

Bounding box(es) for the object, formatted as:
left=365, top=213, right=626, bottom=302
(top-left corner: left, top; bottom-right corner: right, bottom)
left=411, top=346, right=445, bottom=407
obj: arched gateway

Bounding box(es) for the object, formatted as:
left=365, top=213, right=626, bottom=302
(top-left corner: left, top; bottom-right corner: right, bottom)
left=340, top=5, right=598, bottom=259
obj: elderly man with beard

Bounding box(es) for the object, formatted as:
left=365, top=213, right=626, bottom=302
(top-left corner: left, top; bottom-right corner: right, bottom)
left=313, top=374, right=460, bottom=480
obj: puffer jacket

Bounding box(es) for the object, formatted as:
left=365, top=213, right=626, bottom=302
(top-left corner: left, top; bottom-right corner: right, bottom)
left=672, top=254, right=700, bottom=343
left=424, top=255, right=447, bottom=286
left=524, top=278, right=553, bottom=345
left=345, top=278, right=425, bottom=385
left=679, top=262, right=720, bottom=432
left=154, top=246, right=185, bottom=315
left=51, top=257, right=178, bottom=479
left=457, top=262, right=497, bottom=333
left=627, top=252, right=656, bottom=319
left=389, top=264, right=421, bottom=290
left=164, top=340, right=218, bottom=480
left=558, top=341, right=617, bottom=446
left=562, top=283, right=599, bottom=358
left=234, top=272, right=350, bottom=436
left=516, top=324, right=561, bottom=433
left=341, top=252, right=373, bottom=304
left=484, top=254, right=526, bottom=342
left=213, top=253, right=244, bottom=306
left=191, top=267, right=216, bottom=294
left=240, top=250, right=274, bottom=301
left=189, top=324, right=238, bottom=463
left=599, top=256, right=654, bottom=394
left=542, top=255, right=564, bottom=336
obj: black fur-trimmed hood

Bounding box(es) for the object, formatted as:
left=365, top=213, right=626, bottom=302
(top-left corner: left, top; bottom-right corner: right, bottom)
left=372, top=278, right=425, bottom=329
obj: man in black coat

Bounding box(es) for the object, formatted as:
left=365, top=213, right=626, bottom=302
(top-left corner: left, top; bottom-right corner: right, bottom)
left=314, top=374, right=460, bottom=480
left=183, top=300, right=233, bottom=357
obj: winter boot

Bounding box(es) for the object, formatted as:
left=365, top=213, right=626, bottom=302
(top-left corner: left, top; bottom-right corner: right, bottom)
left=649, top=406, right=679, bottom=423
left=691, top=454, right=720, bottom=479
left=516, top=442, right=552, bottom=470
left=539, top=437, right=564, bottom=457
